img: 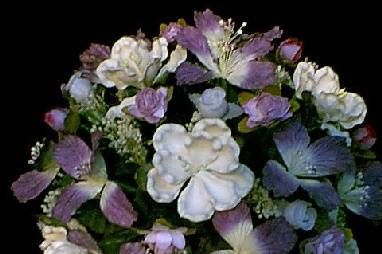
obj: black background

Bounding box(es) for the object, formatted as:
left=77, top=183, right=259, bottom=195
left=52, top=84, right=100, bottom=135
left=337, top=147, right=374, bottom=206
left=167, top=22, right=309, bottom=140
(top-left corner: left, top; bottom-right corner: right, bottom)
left=2, top=1, right=381, bottom=253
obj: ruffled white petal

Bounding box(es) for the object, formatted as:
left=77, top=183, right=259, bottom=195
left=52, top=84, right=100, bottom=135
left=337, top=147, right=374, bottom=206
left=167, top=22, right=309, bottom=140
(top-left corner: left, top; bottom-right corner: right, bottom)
left=192, top=118, right=231, bottom=140
left=147, top=168, right=184, bottom=203
left=207, top=137, right=240, bottom=174
left=177, top=176, right=215, bottom=222
left=155, top=45, right=187, bottom=82
left=106, top=96, right=136, bottom=120
left=153, top=151, right=191, bottom=184
left=153, top=124, right=190, bottom=157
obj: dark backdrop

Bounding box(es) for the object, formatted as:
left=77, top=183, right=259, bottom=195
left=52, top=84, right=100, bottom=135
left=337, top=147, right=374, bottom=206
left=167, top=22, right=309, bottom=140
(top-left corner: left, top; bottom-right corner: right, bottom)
left=3, top=1, right=381, bottom=253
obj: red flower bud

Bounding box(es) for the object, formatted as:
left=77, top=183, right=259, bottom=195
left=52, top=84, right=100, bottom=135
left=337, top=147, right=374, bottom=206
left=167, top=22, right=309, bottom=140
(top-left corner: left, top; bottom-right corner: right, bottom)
left=278, top=38, right=303, bottom=63
left=352, top=124, right=377, bottom=150
left=44, top=108, right=68, bottom=131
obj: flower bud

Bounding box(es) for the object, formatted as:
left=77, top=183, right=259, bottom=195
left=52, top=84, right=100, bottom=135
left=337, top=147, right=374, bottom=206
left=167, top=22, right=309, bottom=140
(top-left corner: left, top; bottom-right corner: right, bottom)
left=278, top=38, right=303, bottom=63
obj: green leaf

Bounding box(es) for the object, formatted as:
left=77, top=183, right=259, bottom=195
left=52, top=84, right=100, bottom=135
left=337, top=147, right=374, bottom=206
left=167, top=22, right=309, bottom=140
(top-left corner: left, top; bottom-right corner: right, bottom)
left=37, top=141, right=58, bottom=171
left=99, top=229, right=138, bottom=254
left=134, top=164, right=151, bottom=191
left=38, top=214, right=65, bottom=227
left=52, top=174, right=74, bottom=188
left=289, top=98, right=300, bottom=112
left=263, top=84, right=281, bottom=96
left=238, top=92, right=255, bottom=105
left=354, top=150, right=377, bottom=159
left=90, top=152, right=108, bottom=180
left=64, top=109, right=80, bottom=134
left=238, top=117, right=255, bottom=133
left=77, top=209, right=122, bottom=235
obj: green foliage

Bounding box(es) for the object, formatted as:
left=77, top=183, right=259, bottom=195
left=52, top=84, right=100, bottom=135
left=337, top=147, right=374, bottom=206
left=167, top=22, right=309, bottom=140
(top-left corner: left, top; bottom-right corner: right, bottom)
left=238, top=117, right=255, bottom=133
left=37, top=141, right=58, bottom=171
left=38, top=214, right=65, bottom=227
left=99, top=229, right=139, bottom=254
left=64, top=109, right=81, bottom=134
left=77, top=207, right=123, bottom=235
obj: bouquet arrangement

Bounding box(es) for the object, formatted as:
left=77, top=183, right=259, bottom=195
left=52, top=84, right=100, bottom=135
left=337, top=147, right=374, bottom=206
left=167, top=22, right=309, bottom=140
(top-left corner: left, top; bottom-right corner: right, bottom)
left=11, top=9, right=381, bottom=254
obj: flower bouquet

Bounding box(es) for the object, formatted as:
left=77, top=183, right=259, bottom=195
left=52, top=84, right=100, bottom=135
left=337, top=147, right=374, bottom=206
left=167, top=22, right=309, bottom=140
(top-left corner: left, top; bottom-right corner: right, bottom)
left=11, top=9, right=381, bottom=254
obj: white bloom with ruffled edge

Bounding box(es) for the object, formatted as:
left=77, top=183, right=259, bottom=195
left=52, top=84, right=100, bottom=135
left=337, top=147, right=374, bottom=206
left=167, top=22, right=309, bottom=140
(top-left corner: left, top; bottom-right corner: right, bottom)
left=147, top=119, right=254, bottom=222
left=293, top=62, right=367, bottom=129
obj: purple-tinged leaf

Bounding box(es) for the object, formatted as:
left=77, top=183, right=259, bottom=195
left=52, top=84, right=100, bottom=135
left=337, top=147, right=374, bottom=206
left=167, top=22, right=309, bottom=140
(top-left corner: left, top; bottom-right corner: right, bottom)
left=301, top=179, right=341, bottom=210
left=52, top=181, right=103, bottom=223
left=100, top=182, right=138, bottom=228
left=304, top=228, right=344, bottom=254
left=176, top=62, right=212, bottom=85
left=54, top=136, right=92, bottom=179
left=273, top=122, right=310, bottom=174
left=244, top=218, right=296, bottom=254
left=212, top=202, right=253, bottom=249
left=262, top=160, right=300, bottom=197
left=68, top=230, right=101, bottom=253
left=11, top=168, right=58, bottom=203
left=119, top=242, right=146, bottom=254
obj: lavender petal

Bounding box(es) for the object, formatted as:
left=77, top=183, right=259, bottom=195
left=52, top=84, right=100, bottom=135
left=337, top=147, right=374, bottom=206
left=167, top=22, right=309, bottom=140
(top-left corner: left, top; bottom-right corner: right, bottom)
left=176, top=62, right=212, bottom=85
left=100, top=182, right=138, bottom=228
left=68, top=230, right=101, bottom=253
left=119, top=242, right=146, bottom=254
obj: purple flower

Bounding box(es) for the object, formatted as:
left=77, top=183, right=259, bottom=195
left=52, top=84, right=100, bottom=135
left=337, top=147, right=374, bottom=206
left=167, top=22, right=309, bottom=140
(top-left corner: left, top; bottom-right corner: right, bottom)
left=144, top=224, right=186, bottom=254
left=304, top=228, right=345, bottom=254
left=128, top=87, right=168, bottom=124
left=352, top=124, right=377, bottom=150
left=243, top=93, right=292, bottom=128
left=278, top=38, right=303, bottom=63
left=175, top=9, right=279, bottom=89
left=161, top=22, right=182, bottom=43
left=80, top=43, right=111, bottom=71
left=44, top=108, right=68, bottom=131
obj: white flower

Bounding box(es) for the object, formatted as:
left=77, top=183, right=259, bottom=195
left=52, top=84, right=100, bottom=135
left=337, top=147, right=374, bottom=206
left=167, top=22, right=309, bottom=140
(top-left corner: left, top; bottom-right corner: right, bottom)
left=147, top=119, right=254, bottom=222
left=293, top=62, right=367, bottom=129
left=65, top=73, right=92, bottom=103
left=96, top=36, right=186, bottom=90
left=39, top=225, right=88, bottom=254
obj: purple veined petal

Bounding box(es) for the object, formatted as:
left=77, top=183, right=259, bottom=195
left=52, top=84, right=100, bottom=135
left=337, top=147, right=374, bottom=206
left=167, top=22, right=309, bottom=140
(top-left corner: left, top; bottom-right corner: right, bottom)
left=128, top=104, right=144, bottom=118
left=11, top=168, right=59, bottom=203
left=300, top=179, right=341, bottom=210
left=262, top=160, right=300, bottom=197
left=119, top=242, right=146, bottom=254
left=363, top=161, right=382, bottom=188
left=194, top=9, right=224, bottom=43
left=54, top=135, right=93, bottom=179
left=227, top=61, right=276, bottom=90
left=175, top=27, right=218, bottom=73
left=67, top=230, right=101, bottom=253
left=300, top=136, right=356, bottom=177
left=240, top=26, right=282, bottom=58
left=273, top=122, right=310, bottom=172
left=342, top=186, right=382, bottom=220
left=304, top=228, right=345, bottom=254
left=176, top=62, right=213, bottom=85
left=212, top=202, right=254, bottom=249
left=241, top=218, right=296, bottom=254
left=52, top=181, right=104, bottom=223
left=100, top=181, right=138, bottom=228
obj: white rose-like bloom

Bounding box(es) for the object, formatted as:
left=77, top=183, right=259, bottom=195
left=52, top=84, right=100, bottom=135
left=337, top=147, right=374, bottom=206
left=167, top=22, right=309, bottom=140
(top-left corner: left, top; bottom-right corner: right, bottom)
left=147, top=119, right=254, bottom=222
left=96, top=37, right=168, bottom=89
left=65, top=73, right=92, bottom=103
left=293, top=62, right=367, bottom=129
left=39, top=225, right=88, bottom=254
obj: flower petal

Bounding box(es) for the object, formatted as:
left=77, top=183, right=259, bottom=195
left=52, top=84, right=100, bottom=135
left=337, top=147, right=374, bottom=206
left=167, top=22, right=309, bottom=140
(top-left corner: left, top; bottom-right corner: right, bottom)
left=363, top=161, right=382, bottom=188
left=227, top=61, right=276, bottom=90
left=176, top=62, right=213, bottom=85
left=170, top=230, right=186, bottom=249
left=155, top=45, right=187, bottom=82
left=119, top=242, right=146, bottom=254
left=177, top=176, right=214, bottom=222
left=106, top=96, right=136, bottom=120
left=241, top=218, right=297, bottom=254
left=262, top=160, right=300, bottom=197
left=283, top=200, right=317, bottom=231
left=175, top=27, right=218, bottom=73
left=53, top=136, right=92, bottom=179
left=11, top=168, right=58, bottom=203
left=339, top=92, right=367, bottom=129
left=153, top=123, right=189, bottom=157
left=153, top=151, right=191, bottom=185
left=300, top=136, right=355, bottom=177
left=273, top=122, right=310, bottom=174
left=100, top=181, right=138, bottom=228
left=210, top=251, right=234, bottom=254
left=52, top=181, right=104, bottom=223
left=67, top=230, right=101, bottom=253
left=212, top=202, right=253, bottom=249
left=304, top=228, right=345, bottom=254
left=207, top=137, right=240, bottom=174
left=198, top=165, right=254, bottom=211
left=300, top=179, right=341, bottom=210
left=192, top=118, right=231, bottom=140
left=147, top=168, right=184, bottom=203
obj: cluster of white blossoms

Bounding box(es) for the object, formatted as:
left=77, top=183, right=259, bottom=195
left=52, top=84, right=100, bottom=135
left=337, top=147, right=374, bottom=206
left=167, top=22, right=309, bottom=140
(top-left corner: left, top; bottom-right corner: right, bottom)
left=293, top=62, right=367, bottom=129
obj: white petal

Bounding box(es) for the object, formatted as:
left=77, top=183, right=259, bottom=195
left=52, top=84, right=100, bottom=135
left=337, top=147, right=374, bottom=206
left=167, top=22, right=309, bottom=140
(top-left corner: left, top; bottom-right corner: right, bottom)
left=292, top=62, right=316, bottom=98
left=186, top=136, right=221, bottom=170
left=153, top=151, right=191, bottom=185
left=177, top=176, right=214, bottom=222
left=192, top=118, right=231, bottom=140
left=200, top=164, right=254, bottom=211
left=155, top=45, right=187, bottom=83
left=106, top=96, right=136, bottom=120
left=207, top=137, right=240, bottom=174
left=339, top=92, right=367, bottom=129
left=153, top=124, right=190, bottom=157
left=147, top=168, right=184, bottom=203
left=152, top=37, right=169, bottom=62
left=313, top=66, right=340, bottom=95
